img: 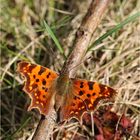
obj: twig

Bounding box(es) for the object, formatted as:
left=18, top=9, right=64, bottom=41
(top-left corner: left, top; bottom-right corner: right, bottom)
left=32, top=0, right=110, bottom=140
left=61, top=0, right=110, bottom=77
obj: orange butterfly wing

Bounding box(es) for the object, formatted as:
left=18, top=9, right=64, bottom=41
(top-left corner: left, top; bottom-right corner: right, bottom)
left=61, top=79, right=116, bottom=121
left=17, top=61, right=58, bottom=115
left=18, top=62, right=116, bottom=121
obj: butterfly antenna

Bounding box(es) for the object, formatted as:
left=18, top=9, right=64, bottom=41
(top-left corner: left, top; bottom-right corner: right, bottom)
left=62, top=51, right=93, bottom=74
left=70, top=61, right=85, bottom=73
left=68, top=54, right=90, bottom=73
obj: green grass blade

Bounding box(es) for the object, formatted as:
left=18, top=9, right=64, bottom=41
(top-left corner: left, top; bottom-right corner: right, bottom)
left=88, top=12, right=140, bottom=51
left=43, top=20, right=66, bottom=57
left=51, top=16, right=72, bottom=30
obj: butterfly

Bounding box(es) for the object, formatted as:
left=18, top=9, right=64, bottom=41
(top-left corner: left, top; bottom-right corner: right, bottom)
left=17, top=61, right=116, bottom=122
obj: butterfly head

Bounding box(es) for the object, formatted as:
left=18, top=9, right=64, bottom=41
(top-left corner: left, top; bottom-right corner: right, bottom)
left=58, top=73, right=69, bottom=82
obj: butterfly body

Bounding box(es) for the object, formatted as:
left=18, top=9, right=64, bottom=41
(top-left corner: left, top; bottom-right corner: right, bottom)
left=17, top=61, right=116, bottom=121
left=54, top=75, right=77, bottom=119
left=55, top=74, right=71, bottom=96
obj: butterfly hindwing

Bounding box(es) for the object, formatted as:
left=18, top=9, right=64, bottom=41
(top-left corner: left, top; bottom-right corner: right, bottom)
left=61, top=79, right=116, bottom=120
left=17, top=61, right=58, bottom=115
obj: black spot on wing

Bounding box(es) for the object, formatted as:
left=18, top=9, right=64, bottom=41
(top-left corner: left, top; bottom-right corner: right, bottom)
left=79, top=91, right=84, bottom=96
left=80, top=82, right=84, bottom=88
left=36, top=79, right=39, bottom=82
left=38, top=67, right=46, bottom=75
left=88, top=82, right=94, bottom=90
left=43, top=95, right=46, bottom=98
left=33, top=75, right=36, bottom=79
left=42, top=79, right=46, bottom=85
left=45, top=88, right=48, bottom=92
left=87, top=94, right=91, bottom=98
left=46, top=72, right=51, bottom=78
left=42, top=87, right=48, bottom=91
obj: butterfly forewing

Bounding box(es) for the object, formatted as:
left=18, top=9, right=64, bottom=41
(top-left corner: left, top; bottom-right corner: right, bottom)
left=17, top=61, right=58, bottom=115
